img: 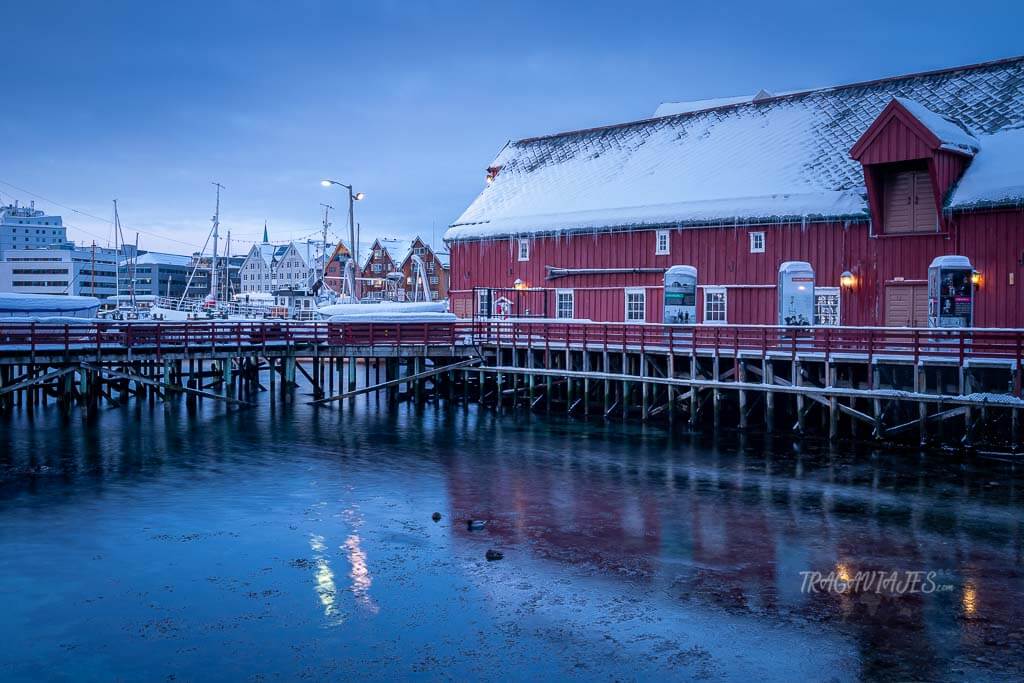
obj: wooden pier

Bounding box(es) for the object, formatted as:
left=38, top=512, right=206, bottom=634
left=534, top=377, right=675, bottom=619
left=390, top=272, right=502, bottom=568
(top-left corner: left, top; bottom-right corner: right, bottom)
left=0, top=319, right=1021, bottom=452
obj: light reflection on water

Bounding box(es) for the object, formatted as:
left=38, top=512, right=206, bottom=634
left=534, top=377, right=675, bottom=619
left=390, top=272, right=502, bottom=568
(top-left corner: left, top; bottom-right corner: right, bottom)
left=0, top=391, right=1022, bottom=681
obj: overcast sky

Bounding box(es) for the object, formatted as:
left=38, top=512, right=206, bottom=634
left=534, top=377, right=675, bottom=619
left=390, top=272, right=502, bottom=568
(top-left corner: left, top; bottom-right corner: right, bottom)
left=3, top=0, right=1022, bottom=254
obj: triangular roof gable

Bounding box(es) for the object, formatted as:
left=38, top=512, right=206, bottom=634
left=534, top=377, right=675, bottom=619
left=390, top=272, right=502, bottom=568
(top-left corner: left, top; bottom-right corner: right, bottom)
left=850, top=98, right=944, bottom=162
left=398, top=236, right=430, bottom=269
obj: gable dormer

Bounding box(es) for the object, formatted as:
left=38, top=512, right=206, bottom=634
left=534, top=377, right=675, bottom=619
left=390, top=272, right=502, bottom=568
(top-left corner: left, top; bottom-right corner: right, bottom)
left=851, top=97, right=979, bottom=234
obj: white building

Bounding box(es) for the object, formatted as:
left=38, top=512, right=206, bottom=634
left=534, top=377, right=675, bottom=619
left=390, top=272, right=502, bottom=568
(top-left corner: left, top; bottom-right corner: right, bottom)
left=0, top=245, right=119, bottom=297
left=0, top=201, right=70, bottom=254
left=238, top=227, right=325, bottom=294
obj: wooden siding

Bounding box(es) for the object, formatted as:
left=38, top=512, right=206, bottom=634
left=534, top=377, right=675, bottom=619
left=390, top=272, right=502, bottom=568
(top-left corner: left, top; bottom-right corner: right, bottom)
left=449, top=206, right=1024, bottom=327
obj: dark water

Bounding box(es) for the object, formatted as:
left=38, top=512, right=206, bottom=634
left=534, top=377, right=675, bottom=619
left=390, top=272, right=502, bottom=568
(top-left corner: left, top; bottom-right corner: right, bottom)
left=1, top=388, right=1023, bottom=682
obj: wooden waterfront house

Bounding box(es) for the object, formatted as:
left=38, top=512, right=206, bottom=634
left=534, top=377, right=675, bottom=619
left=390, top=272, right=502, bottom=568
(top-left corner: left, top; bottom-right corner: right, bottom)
left=446, top=56, right=1024, bottom=327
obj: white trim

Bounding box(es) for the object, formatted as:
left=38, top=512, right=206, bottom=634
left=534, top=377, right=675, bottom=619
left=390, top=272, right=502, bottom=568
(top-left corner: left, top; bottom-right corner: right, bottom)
left=555, top=288, right=575, bottom=319
left=749, top=231, right=765, bottom=253
left=517, top=238, right=530, bottom=262
left=703, top=286, right=728, bottom=324
left=655, top=229, right=670, bottom=255
left=624, top=287, right=646, bottom=322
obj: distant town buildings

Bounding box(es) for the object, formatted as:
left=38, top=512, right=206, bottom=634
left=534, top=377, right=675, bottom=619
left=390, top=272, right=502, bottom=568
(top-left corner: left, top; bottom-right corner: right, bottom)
left=238, top=226, right=327, bottom=295
left=0, top=201, right=71, bottom=254
left=118, top=252, right=194, bottom=300
left=360, top=236, right=449, bottom=301
left=0, top=245, right=119, bottom=297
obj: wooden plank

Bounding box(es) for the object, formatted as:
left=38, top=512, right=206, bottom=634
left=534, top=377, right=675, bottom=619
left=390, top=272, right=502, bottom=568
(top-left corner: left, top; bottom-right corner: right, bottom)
left=310, top=358, right=481, bottom=405
left=81, top=363, right=253, bottom=406
left=0, top=366, right=78, bottom=396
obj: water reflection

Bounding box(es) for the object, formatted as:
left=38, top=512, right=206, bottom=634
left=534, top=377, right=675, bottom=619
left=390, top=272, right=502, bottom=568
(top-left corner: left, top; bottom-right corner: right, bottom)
left=309, top=533, right=341, bottom=622
left=1, top=395, right=1022, bottom=681
left=344, top=534, right=377, bottom=613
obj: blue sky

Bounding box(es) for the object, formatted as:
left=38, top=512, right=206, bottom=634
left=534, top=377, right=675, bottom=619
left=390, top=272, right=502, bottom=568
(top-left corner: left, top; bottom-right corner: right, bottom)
left=2, top=0, right=1022, bottom=254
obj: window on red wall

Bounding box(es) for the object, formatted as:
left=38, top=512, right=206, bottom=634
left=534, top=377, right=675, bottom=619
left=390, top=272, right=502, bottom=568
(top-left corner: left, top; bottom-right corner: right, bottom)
left=883, top=163, right=937, bottom=234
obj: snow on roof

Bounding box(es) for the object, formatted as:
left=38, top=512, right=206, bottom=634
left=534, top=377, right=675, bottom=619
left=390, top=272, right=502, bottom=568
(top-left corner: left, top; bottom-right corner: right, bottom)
left=379, top=238, right=412, bottom=262
left=0, top=292, right=100, bottom=316
left=929, top=255, right=973, bottom=269
left=894, top=97, right=979, bottom=154
left=948, top=126, right=1024, bottom=209
left=653, top=95, right=754, bottom=117
left=434, top=251, right=450, bottom=268
left=448, top=57, right=1024, bottom=242
left=125, top=251, right=192, bottom=267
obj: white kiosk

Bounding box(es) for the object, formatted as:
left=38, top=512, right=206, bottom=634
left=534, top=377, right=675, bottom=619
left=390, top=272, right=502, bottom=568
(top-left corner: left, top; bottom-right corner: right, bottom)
left=663, top=266, right=697, bottom=324
left=778, top=261, right=815, bottom=326
left=928, top=255, right=974, bottom=328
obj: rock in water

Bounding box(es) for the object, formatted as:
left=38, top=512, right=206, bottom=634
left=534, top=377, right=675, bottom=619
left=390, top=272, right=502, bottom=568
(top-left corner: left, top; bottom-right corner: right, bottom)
left=485, top=549, right=504, bottom=561
left=467, top=520, right=487, bottom=531
left=431, top=512, right=442, bottom=522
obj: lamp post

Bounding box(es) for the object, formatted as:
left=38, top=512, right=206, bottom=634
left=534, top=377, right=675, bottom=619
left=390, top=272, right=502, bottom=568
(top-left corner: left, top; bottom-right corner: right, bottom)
left=320, top=179, right=364, bottom=268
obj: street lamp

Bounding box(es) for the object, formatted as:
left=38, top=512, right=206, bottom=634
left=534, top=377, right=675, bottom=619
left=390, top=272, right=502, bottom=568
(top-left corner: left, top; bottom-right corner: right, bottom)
left=320, top=179, right=365, bottom=292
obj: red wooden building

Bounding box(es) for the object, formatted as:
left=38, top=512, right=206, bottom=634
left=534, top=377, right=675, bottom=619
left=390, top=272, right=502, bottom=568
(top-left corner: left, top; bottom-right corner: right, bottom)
left=445, top=56, right=1024, bottom=328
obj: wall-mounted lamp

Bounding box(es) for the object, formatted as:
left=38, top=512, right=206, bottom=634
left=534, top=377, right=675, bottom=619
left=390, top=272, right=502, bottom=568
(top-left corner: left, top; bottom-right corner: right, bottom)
left=840, top=270, right=856, bottom=289
left=971, top=270, right=983, bottom=287
left=513, top=278, right=528, bottom=291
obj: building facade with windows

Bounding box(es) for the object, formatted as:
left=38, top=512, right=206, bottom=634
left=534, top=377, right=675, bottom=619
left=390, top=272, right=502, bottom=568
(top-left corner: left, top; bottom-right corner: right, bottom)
left=119, top=251, right=195, bottom=299
left=0, top=245, right=119, bottom=297
left=0, top=201, right=70, bottom=254
left=445, top=57, right=1024, bottom=327
left=398, top=237, right=450, bottom=301
left=239, top=228, right=323, bottom=295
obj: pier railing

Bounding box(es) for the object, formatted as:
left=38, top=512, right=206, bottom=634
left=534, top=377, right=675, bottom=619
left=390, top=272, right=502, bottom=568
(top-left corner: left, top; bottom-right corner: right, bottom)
left=0, top=320, right=1022, bottom=364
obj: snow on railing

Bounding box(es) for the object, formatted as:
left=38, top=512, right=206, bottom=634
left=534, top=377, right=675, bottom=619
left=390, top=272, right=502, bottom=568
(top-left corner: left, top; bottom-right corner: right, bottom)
left=0, top=320, right=1020, bottom=364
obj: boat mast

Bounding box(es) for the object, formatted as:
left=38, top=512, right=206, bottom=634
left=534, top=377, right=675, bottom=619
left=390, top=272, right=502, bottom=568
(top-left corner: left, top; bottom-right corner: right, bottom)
left=113, top=200, right=121, bottom=305
left=320, top=203, right=333, bottom=289
left=210, top=182, right=224, bottom=301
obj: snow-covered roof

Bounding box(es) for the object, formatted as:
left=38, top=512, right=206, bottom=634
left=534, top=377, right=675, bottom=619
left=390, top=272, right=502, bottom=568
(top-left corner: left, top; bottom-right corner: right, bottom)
left=124, top=251, right=192, bottom=267
left=447, top=56, right=1024, bottom=242
left=894, top=97, right=979, bottom=154
left=653, top=95, right=755, bottom=117
left=0, top=292, right=99, bottom=317
left=379, top=238, right=412, bottom=262
left=947, top=126, right=1024, bottom=208
left=434, top=251, right=450, bottom=268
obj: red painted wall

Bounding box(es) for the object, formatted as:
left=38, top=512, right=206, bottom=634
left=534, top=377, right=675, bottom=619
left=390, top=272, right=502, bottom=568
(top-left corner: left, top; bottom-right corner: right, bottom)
left=449, top=207, right=1024, bottom=326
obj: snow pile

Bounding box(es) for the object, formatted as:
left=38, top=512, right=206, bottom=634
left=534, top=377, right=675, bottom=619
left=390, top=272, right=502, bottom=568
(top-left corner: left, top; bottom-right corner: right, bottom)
left=948, top=127, right=1024, bottom=208
left=0, top=293, right=100, bottom=318
left=317, top=300, right=447, bottom=317
left=894, top=97, right=979, bottom=154
left=447, top=58, right=1024, bottom=241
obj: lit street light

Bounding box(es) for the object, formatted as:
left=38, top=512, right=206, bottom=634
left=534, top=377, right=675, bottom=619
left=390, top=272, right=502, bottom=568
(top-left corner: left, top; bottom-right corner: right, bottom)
left=320, top=179, right=365, bottom=294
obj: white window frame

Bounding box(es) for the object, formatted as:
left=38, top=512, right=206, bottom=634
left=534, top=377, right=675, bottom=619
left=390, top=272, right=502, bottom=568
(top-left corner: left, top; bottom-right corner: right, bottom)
left=703, top=287, right=728, bottom=324
left=655, top=229, right=670, bottom=255
left=749, top=231, right=765, bottom=254
left=814, top=286, right=841, bottom=327
left=517, top=239, right=529, bottom=262
left=624, top=288, right=646, bottom=322
left=476, top=289, right=492, bottom=318
left=555, top=289, right=574, bottom=319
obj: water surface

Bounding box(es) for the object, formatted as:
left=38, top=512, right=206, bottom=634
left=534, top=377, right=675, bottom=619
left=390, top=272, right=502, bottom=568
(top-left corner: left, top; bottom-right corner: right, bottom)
left=1, top=389, right=1022, bottom=681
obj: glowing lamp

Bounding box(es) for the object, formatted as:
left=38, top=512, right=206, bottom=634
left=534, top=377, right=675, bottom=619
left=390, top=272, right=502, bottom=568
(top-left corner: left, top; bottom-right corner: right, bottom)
left=840, top=270, right=855, bottom=289
left=320, top=180, right=332, bottom=187
left=513, top=278, right=527, bottom=291
left=971, top=270, right=982, bottom=286
left=354, top=192, right=365, bottom=201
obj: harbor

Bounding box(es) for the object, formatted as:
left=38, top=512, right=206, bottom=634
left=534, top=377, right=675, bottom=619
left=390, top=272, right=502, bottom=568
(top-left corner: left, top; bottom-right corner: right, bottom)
left=4, top=4, right=1024, bottom=679
left=2, top=381, right=1023, bottom=680
left=0, top=319, right=1022, bottom=452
